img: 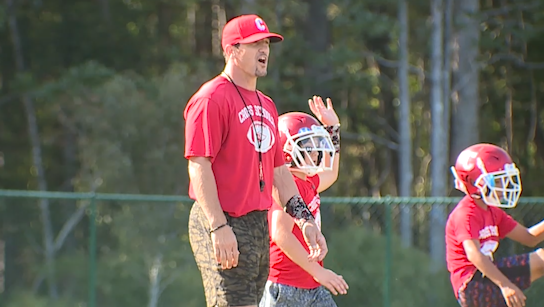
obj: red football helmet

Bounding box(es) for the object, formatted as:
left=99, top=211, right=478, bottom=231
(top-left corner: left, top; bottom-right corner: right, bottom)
left=451, top=143, right=522, bottom=208
left=278, top=112, right=335, bottom=176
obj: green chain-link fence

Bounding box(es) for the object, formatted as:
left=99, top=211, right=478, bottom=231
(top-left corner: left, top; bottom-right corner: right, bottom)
left=1, top=189, right=543, bottom=307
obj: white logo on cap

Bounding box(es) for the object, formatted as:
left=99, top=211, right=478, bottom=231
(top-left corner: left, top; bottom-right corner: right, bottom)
left=255, top=18, right=266, bottom=31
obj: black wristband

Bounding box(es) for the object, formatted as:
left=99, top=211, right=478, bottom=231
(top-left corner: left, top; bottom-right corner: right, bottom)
left=325, top=124, right=340, bottom=153
left=285, top=195, right=314, bottom=221
left=210, top=223, right=228, bottom=234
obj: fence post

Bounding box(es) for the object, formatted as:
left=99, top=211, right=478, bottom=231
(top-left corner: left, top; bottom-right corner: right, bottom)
left=384, top=200, right=392, bottom=307
left=88, top=194, right=97, bottom=307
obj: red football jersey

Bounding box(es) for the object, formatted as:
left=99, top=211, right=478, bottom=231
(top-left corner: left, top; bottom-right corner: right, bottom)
left=184, top=75, right=285, bottom=217
left=445, top=196, right=518, bottom=298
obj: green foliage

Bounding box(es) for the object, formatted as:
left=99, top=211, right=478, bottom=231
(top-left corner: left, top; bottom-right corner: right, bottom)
left=1, top=245, right=207, bottom=307
left=3, top=0, right=544, bottom=306
left=3, top=291, right=76, bottom=307
left=58, top=62, right=196, bottom=194
left=325, top=225, right=458, bottom=307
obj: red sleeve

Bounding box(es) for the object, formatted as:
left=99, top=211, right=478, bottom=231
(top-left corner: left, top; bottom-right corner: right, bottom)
left=496, top=209, right=518, bottom=238
left=184, top=97, right=224, bottom=162
left=455, top=210, right=481, bottom=243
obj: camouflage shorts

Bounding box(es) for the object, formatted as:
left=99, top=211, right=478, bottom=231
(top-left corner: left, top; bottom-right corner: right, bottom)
left=457, top=253, right=531, bottom=307
left=259, top=281, right=338, bottom=307
left=188, top=202, right=270, bottom=307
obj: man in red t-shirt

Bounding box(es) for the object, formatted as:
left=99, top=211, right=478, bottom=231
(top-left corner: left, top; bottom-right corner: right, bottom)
left=260, top=96, right=348, bottom=307
left=184, top=14, right=327, bottom=307
left=446, top=143, right=544, bottom=307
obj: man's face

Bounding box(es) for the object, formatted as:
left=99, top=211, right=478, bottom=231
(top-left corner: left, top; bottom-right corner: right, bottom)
left=232, top=38, right=270, bottom=77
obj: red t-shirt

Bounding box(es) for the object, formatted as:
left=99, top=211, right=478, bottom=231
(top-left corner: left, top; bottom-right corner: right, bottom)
left=445, top=196, right=518, bottom=298
left=184, top=75, right=285, bottom=217
left=268, top=174, right=323, bottom=289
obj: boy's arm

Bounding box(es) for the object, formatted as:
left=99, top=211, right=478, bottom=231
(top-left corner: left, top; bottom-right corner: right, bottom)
left=317, top=152, right=339, bottom=193
left=307, top=96, right=340, bottom=193
left=506, top=221, right=544, bottom=247
left=463, top=239, right=515, bottom=286
left=270, top=208, right=348, bottom=295
left=273, top=165, right=327, bottom=261
left=270, top=209, right=321, bottom=274
left=463, top=239, right=526, bottom=306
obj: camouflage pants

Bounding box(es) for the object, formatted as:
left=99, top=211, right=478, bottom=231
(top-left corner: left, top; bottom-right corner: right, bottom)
left=188, top=202, right=270, bottom=307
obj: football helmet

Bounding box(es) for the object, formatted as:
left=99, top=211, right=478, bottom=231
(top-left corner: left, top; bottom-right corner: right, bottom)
left=278, top=112, right=335, bottom=176
left=451, top=143, right=522, bottom=208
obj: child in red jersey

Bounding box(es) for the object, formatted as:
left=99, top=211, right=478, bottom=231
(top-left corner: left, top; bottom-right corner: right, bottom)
left=259, top=96, right=348, bottom=307
left=446, top=143, right=544, bottom=307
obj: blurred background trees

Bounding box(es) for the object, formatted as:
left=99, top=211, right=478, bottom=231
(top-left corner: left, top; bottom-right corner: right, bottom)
left=2, top=0, right=544, bottom=305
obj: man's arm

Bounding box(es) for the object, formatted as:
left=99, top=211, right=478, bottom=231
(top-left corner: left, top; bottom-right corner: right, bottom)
left=188, top=156, right=227, bottom=229
left=188, top=156, right=239, bottom=269
left=184, top=97, right=238, bottom=269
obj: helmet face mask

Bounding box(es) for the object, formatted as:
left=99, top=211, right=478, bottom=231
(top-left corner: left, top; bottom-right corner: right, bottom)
left=278, top=113, right=335, bottom=176
left=451, top=144, right=522, bottom=208
left=472, top=160, right=521, bottom=208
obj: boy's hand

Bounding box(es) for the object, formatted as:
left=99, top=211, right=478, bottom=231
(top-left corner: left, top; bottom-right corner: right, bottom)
left=308, top=96, right=340, bottom=126
left=313, top=267, right=348, bottom=295
left=301, top=219, right=328, bottom=262
left=500, top=282, right=526, bottom=307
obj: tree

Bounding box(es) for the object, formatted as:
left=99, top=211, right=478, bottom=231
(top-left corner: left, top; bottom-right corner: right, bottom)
left=6, top=0, right=57, bottom=298
left=450, top=0, right=480, bottom=160
left=397, top=0, right=414, bottom=248
left=429, top=0, right=447, bottom=270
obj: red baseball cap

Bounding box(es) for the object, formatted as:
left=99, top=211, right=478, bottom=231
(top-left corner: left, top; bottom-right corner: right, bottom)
left=221, top=14, right=283, bottom=50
